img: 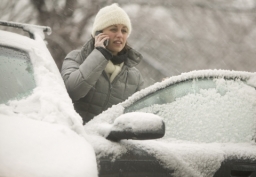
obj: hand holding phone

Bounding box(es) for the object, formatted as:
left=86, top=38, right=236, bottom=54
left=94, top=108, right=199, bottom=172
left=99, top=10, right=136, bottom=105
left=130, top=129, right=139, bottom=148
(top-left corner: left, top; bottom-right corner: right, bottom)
left=95, top=31, right=109, bottom=47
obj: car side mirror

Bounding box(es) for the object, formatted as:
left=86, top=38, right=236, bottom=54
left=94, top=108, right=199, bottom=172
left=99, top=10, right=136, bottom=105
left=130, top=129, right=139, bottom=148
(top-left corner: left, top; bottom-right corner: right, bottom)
left=105, top=112, right=165, bottom=141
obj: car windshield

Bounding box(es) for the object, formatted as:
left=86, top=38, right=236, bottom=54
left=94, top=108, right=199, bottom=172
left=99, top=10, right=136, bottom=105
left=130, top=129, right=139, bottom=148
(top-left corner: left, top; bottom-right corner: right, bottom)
left=0, top=45, right=36, bottom=104
left=125, top=78, right=256, bottom=143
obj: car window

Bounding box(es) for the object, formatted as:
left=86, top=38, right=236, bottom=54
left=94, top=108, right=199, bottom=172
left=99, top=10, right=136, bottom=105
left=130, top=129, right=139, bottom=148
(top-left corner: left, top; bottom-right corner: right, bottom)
left=0, top=45, right=36, bottom=104
left=125, top=78, right=256, bottom=143
left=125, top=79, right=218, bottom=112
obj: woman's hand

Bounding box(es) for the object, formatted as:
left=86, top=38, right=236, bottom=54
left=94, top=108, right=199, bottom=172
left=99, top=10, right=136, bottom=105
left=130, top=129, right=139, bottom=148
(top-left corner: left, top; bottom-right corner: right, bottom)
left=94, top=33, right=109, bottom=48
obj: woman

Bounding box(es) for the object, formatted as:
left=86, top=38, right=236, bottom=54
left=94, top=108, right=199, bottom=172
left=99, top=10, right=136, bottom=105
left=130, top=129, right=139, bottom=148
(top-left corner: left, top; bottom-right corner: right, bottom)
left=61, top=3, right=144, bottom=124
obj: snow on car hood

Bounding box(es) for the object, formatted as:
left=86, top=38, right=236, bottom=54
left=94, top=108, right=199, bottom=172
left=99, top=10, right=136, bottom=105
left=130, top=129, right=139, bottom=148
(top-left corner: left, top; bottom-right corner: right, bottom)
left=85, top=69, right=256, bottom=177
left=0, top=114, right=98, bottom=177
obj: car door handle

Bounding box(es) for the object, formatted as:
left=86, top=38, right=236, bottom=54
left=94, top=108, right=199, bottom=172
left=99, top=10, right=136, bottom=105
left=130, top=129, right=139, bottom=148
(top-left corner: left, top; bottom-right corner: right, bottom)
left=231, top=163, right=256, bottom=177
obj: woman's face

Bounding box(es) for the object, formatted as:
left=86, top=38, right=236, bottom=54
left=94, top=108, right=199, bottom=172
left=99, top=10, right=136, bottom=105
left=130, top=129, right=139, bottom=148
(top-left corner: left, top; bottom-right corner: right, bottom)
left=103, top=24, right=128, bottom=55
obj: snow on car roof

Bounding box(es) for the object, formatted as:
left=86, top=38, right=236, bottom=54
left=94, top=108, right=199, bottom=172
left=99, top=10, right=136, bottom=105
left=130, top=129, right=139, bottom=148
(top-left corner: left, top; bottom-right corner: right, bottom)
left=0, top=30, right=37, bottom=51
left=121, top=69, right=256, bottom=108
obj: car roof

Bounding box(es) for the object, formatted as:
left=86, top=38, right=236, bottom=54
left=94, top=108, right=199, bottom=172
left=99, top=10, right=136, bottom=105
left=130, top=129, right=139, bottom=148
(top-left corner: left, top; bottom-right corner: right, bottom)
left=121, top=69, right=256, bottom=108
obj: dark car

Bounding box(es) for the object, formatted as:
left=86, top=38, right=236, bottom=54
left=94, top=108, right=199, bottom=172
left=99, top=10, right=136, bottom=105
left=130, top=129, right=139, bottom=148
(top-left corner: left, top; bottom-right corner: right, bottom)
left=84, top=70, right=256, bottom=177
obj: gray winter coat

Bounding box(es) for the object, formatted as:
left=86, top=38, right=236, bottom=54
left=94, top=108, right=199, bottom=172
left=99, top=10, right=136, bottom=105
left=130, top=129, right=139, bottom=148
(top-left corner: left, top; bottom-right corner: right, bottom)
left=61, top=38, right=144, bottom=124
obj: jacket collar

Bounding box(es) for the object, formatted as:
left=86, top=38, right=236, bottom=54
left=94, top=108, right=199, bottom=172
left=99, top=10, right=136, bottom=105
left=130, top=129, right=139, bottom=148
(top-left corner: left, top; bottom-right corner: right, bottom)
left=81, top=38, right=143, bottom=68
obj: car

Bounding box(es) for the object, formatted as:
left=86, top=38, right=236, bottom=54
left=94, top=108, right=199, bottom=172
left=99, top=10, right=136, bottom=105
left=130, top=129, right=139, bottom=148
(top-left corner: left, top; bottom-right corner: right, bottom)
left=0, top=21, right=98, bottom=177
left=84, top=69, right=256, bottom=177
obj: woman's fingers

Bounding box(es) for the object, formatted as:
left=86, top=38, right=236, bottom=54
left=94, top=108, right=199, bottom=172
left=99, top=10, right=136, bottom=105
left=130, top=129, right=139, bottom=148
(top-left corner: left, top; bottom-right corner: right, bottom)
left=95, top=34, right=109, bottom=48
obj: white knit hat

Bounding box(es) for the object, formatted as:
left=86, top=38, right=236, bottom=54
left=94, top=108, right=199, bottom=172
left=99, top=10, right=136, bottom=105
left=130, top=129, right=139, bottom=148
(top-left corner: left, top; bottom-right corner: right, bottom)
left=91, top=3, right=132, bottom=37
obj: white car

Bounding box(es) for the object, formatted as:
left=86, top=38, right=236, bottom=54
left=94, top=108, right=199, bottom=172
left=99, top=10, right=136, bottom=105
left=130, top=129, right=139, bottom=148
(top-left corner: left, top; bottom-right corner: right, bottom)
left=0, top=21, right=98, bottom=177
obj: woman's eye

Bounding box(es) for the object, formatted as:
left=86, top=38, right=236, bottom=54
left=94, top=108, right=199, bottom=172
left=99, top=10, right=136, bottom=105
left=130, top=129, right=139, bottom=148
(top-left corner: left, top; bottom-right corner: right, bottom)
left=122, top=30, right=127, bottom=33
left=110, top=28, right=117, bottom=32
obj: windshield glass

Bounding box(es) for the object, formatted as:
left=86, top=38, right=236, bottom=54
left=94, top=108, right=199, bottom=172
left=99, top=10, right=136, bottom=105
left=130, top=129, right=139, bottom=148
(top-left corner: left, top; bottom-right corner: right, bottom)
left=0, top=46, right=36, bottom=104
left=125, top=78, right=256, bottom=143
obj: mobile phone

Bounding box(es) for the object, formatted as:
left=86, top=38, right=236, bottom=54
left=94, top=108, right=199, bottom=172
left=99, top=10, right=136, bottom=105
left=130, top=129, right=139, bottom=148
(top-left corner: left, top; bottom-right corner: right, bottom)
left=95, top=31, right=109, bottom=47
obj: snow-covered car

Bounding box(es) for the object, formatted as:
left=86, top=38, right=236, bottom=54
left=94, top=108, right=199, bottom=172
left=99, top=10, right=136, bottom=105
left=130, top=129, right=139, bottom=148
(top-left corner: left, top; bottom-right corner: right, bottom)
left=84, top=70, right=256, bottom=177
left=0, top=21, right=98, bottom=177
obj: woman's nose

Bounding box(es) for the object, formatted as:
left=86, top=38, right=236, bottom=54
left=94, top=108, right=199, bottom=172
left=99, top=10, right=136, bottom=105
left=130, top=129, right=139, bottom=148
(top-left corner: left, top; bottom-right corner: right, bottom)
left=116, top=30, right=123, bottom=37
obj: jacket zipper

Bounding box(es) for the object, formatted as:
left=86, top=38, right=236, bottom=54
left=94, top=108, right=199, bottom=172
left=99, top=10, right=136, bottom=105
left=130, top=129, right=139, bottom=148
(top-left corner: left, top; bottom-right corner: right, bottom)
left=102, top=66, right=126, bottom=110
left=102, top=71, right=112, bottom=110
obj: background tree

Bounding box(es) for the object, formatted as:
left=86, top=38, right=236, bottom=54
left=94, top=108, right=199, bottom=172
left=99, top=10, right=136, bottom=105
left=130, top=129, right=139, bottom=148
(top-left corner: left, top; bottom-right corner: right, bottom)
left=30, top=0, right=108, bottom=69
left=1, top=0, right=256, bottom=87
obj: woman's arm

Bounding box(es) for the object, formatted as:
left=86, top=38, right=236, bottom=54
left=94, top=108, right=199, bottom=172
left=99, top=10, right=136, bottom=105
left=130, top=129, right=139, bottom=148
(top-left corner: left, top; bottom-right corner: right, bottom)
left=61, top=48, right=108, bottom=101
